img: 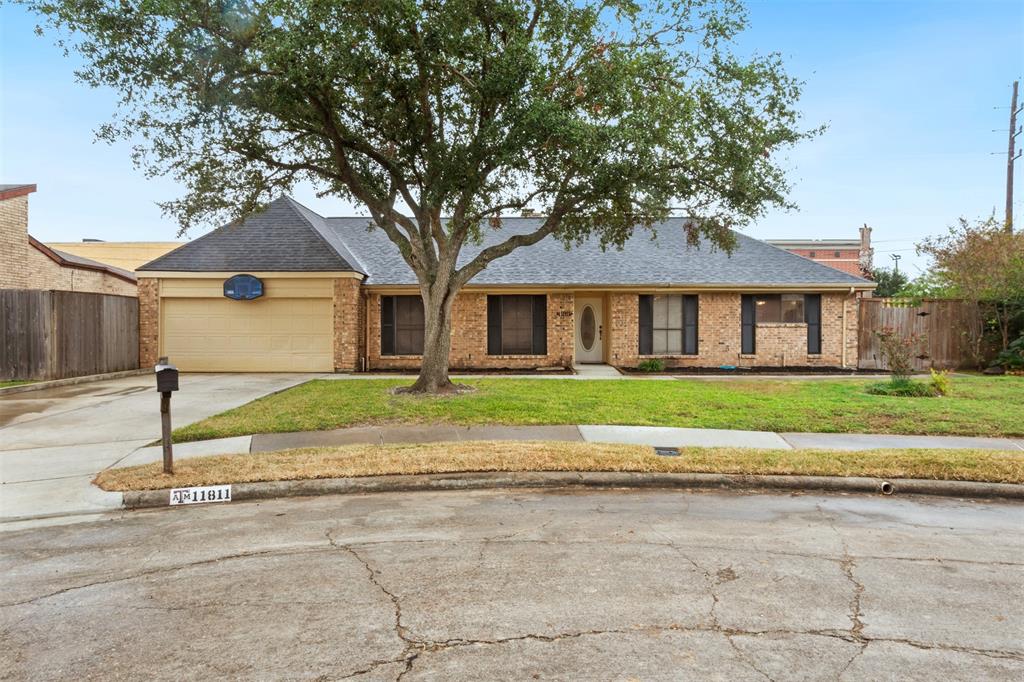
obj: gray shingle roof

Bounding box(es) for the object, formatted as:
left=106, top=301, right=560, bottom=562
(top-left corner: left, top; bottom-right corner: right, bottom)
left=137, top=196, right=360, bottom=272
left=48, top=245, right=137, bottom=281
left=323, top=216, right=873, bottom=287
left=140, top=195, right=873, bottom=287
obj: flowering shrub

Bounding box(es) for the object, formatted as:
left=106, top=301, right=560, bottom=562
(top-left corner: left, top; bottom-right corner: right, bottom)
left=875, top=327, right=926, bottom=382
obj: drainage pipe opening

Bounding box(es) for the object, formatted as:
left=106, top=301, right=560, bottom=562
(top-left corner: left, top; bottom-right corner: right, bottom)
left=879, top=481, right=896, bottom=495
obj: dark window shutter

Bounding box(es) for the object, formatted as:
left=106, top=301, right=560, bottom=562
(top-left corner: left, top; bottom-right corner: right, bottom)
left=805, top=294, right=822, bottom=354
left=684, top=295, right=699, bottom=355
left=487, top=296, right=502, bottom=355
left=532, top=295, right=547, bottom=355
left=380, top=296, right=395, bottom=355
left=638, top=295, right=653, bottom=356
left=741, top=294, right=756, bottom=354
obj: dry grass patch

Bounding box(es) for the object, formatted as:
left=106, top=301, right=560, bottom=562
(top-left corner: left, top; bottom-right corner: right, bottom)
left=94, top=440, right=1024, bottom=491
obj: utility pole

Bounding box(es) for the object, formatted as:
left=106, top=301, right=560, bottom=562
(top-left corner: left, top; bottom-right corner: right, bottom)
left=1007, top=80, right=1022, bottom=232
left=890, top=253, right=901, bottom=273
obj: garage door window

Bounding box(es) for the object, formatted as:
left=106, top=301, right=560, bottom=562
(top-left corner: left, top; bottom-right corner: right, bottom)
left=381, top=296, right=425, bottom=355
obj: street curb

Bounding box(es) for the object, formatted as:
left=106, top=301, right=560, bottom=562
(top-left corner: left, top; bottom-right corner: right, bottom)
left=0, top=369, right=148, bottom=396
left=120, top=471, right=1024, bottom=509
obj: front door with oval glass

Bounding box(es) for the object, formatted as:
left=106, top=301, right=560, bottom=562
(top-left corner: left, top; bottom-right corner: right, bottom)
left=574, top=297, right=604, bottom=363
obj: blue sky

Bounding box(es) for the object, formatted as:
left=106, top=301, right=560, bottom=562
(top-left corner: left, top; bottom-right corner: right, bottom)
left=1, top=0, right=1022, bottom=276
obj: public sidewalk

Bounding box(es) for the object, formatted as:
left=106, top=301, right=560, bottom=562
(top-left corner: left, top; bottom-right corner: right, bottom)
left=118, top=424, right=1024, bottom=467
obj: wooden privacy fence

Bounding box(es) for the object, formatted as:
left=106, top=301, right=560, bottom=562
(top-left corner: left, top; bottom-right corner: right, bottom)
left=858, top=298, right=981, bottom=370
left=0, top=290, right=139, bottom=381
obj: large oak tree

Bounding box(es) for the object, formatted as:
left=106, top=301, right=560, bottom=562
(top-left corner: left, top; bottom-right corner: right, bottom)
left=24, top=0, right=813, bottom=391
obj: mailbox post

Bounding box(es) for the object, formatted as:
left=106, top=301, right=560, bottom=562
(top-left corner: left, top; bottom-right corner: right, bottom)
left=155, top=357, right=180, bottom=474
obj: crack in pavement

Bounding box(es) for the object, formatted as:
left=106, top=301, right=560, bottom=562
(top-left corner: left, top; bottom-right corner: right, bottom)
left=0, top=546, right=331, bottom=608
left=817, top=504, right=866, bottom=640
left=7, top=529, right=1023, bottom=679
left=326, top=529, right=421, bottom=681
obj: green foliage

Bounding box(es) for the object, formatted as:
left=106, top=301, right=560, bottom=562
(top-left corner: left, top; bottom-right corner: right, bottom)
left=865, top=380, right=936, bottom=398
left=992, top=333, right=1024, bottom=370
left=22, top=0, right=813, bottom=262
left=637, top=358, right=666, bottom=372
left=929, top=368, right=951, bottom=396
left=916, top=216, right=1024, bottom=354
left=869, top=267, right=908, bottom=298
left=894, top=271, right=955, bottom=303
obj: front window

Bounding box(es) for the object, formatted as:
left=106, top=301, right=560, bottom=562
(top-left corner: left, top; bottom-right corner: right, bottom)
left=652, top=295, right=684, bottom=354
left=381, top=295, right=425, bottom=355
left=639, top=294, right=698, bottom=355
left=487, top=295, right=547, bottom=355
left=755, top=294, right=804, bottom=323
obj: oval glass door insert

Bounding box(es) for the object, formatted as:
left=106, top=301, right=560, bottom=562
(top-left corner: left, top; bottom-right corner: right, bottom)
left=581, top=305, right=596, bottom=351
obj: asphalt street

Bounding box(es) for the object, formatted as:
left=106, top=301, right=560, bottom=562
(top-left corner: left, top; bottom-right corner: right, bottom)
left=1, top=488, right=1021, bottom=680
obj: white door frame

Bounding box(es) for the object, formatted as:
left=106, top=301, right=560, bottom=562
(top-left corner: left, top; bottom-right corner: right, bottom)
left=574, top=296, right=604, bottom=363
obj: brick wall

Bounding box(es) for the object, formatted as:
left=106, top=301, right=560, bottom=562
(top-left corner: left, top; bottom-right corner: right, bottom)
left=332, top=277, right=364, bottom=371
left=610, top=291, right=859, bottom=368
left=366, top=291, right=575, bottom=370
left=2, top=194, right=136, bottom=295
left=24, top=246, right=137, bottom=296
left=0, top=196, right=30, bottom=289
left=138, top=278, right=160, bottom=367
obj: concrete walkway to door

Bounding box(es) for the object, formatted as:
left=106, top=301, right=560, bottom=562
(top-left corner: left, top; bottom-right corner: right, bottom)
left=0, top=373, right=321, bottom=524
left=572, top=364, right=623, bottom=378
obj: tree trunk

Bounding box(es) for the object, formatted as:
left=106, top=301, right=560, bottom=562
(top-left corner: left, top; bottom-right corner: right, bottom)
left=403, top=280, right=462, bottom=394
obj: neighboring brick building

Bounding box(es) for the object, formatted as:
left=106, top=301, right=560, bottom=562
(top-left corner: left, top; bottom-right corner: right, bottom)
left=137, top=196, right=875, bottom=372
left=767, top=225, right=874, bottom=276
left=0, top=184, right=137, bottom=295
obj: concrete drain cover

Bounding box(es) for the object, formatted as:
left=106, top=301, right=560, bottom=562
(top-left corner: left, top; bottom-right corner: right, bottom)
left=653, top=446, right=681, bottom=457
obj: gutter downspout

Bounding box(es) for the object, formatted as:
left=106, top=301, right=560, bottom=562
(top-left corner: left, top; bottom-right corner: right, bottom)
left=362, top=289, right=370, bottom=372
left=841, top=286, right=854, bottom=368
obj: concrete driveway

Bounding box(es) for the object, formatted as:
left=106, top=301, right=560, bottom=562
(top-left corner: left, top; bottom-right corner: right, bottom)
left=1, top=489, right=1021, bottom=679
left=0, top=373, right=317, bottom=522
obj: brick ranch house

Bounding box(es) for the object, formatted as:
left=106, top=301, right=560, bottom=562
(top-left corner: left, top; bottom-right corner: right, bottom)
left=137, top=197, right=875, bottom=372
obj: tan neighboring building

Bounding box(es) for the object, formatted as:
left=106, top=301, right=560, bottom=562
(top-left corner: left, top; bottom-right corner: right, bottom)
left=0, top=184, right=137, bottom=296
left=137, top=196, right=875, bottom=373
left=44, top=241, right=183, bottom=272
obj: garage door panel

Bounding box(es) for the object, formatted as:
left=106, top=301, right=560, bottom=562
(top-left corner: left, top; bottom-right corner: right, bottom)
left=162, top=297, right=333, bottom=372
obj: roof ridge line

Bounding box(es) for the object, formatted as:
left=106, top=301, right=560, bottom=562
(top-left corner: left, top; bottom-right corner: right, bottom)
left=281, top=196, right=369, bottom=276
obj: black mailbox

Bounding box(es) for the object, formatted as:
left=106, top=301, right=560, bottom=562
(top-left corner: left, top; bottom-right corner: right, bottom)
left=155, top=357, right=179, bottom=393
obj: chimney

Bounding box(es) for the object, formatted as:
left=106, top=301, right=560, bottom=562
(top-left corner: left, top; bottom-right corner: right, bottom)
left=859, top=224, right=874, bottom=272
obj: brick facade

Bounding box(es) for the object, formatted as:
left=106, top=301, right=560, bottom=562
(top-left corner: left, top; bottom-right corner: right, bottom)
left=138, top=278, right=160, bottom=367
left=141, top=282, right=861, bottom=372
left=333, top=277, right=365, bottom=371
left=0, top=195, right=31, bottom=289
left=366, top=291, right=575, bottom=370
left=2, top=191, right=136, bottom=295
left=24, top=245, right=137, bottom=296
left=609, top=291, right=859, bottom=368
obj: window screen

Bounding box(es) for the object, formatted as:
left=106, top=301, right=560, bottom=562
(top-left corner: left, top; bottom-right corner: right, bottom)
left=487, top=295, right=547, bottom=355
left=381, top=296, right=425, bottom=355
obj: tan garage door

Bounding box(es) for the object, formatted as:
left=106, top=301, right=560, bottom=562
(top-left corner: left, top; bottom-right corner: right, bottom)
left=162, top=297, right=334, bottom=372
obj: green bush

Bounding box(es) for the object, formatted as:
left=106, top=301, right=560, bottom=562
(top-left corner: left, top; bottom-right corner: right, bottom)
left=929, top=368, right=951, bottom=396
left=992, top=333, right=1024, bottom=370
left=866, top=380, right=936, bottom=398
left=637, top=358, right=666, bottom=372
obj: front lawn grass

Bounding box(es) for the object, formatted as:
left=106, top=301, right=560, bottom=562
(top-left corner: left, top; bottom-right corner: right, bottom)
left=172, top=375, right=1024, bottom=443
left=94, top=441, right=1024, bottom=491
